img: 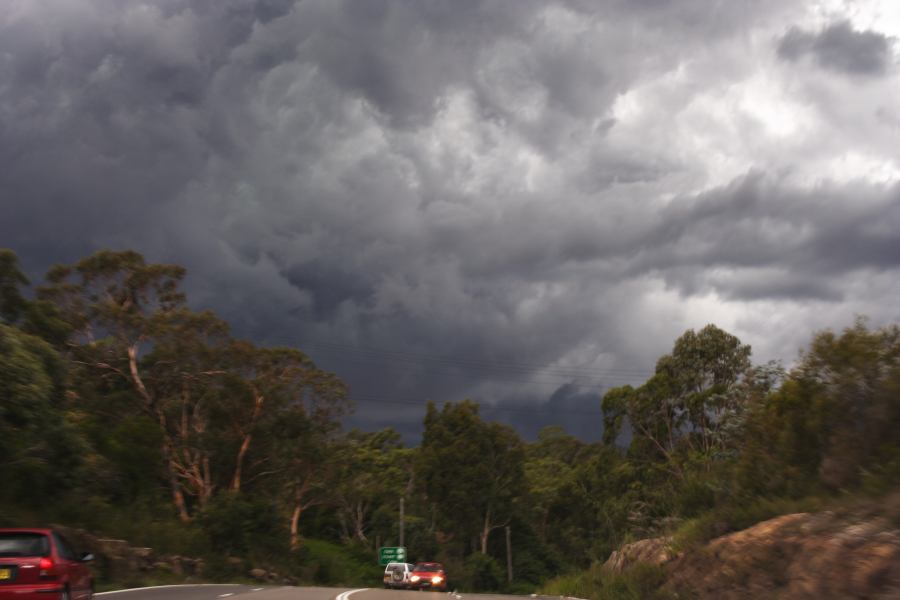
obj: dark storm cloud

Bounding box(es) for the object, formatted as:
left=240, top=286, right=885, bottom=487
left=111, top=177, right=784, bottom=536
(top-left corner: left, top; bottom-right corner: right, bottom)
left=622, top=174, right=900, bottom=300
left=295, top=0, right=544, bottom=128
left=777, top=20, right=894, bottom=76
left=280, top=261, right=374, bottom=319
left=482, top=384, right=605, bottom=442
left=1, top=0, right=898, bottom=443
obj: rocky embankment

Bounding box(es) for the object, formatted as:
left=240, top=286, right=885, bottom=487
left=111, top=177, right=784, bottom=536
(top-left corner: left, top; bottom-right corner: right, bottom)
left=54, top=525, right=203, bottom=585
left=604, top=505, right=900, bottom=599
left=54, top=526, right=291, bottom=586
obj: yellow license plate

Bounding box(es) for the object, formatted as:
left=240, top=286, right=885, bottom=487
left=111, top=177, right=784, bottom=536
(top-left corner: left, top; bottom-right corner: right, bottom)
left=0, top=568, right=11, bottom=581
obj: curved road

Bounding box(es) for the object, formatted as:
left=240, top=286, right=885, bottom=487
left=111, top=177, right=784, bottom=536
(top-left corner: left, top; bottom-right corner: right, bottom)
left=96, top=585, right=532, bottom=600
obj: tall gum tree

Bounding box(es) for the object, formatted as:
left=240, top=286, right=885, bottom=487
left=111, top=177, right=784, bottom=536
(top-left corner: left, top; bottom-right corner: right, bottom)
left=143, top=309, right=231, bottom=509
left=0, top=249, right=29, bottom=324
left=218, top=341, right=326, bottom=493
left=418, top=400, right=525, bottom=555
left=37, top=250, right=213, bottom=521
left=603, top=324, right=757, bottom=477
left=267, top=366, right=349, bottom=550
left=332, top=428, right=412, bottom=542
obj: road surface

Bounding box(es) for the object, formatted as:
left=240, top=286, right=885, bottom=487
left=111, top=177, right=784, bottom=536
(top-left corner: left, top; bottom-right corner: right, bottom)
left=95, top=585, right=536, bottom=600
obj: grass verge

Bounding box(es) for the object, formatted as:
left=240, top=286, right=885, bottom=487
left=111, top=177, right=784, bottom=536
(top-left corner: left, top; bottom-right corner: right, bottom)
left=540, top=562, right=674, bottom=600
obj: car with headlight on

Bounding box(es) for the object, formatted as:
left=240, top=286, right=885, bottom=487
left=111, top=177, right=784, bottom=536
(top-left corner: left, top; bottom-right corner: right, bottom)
left=0, top=529, right=94, bottom=600
left=408, top=562, right=447, bottom=591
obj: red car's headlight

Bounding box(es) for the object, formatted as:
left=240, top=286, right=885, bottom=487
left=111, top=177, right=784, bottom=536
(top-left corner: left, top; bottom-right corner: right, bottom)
left=431, top=576, right=443, bottom=583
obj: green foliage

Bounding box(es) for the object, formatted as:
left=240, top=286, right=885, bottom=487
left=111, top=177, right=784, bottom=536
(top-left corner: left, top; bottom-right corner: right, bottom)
left=332, top=429, right=411, bottom=542
left=861, top=445, right=900, bottom=495
left=603, top=324, right=757, bottom=474
left=418, top=400, right=526, bottom=555
left=293, top=538, right=381, bottom=586
left=671, top=494, right=828, bottom=552
left=198, top=493, right=287, bottom=560
left=541, top=562, right=673, bottom=600
left=463, top=552, right=504, bottom=591
left=0, top=323, right=86, bottom=503
left=732, top=319, right=900, bottom=498
left=0, top=249, right=29, bottom=323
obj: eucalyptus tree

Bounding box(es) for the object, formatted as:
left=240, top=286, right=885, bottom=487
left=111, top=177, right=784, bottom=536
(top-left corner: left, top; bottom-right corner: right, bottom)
left=603, top=324, right=755, bottom=476
left=34, top=251, right=183, bottom=518
left=0, top=322, right=81, bottom=502
left=141, top=309, right=231, bottom=510
left=0, top=249, right=28, bottom=324
left=418, top=400, right=525, bottom=555
left=332, top=428, right=412, bottom=542
left=524, top=426, right=589, bottom=542
left=265, top=365, right=349, bottom=549
left=736, top=319, right=900, bottom=494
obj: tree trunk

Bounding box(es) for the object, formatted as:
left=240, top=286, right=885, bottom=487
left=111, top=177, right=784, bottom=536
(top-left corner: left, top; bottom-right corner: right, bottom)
left=127, top=343, right=154, bottom=409
left=156, top=404, right=191, bottom=523
left=480, top=511, right=491, bottom=554
left=539, top=510, right=549, bottom=542
left=354, top=502, right=367, bottom=541
left=201, top=454, right=213, bottom=507
left=232, top=391, right=264, bottom=491
left=231, top=433, right=252, bottom=491
left=290, top=504, right=303, bottom=550
left=161, top=439, right=191, bottom=522
left=130, top=341, right=191, bottom=521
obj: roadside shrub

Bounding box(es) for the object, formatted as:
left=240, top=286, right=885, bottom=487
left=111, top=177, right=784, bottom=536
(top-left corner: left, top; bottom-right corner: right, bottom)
left=673, top=495, right=827, bottom=550
left=463, top=553, right=504, bottom=592
left=198, top=493, right=286, bottom=562
left=541, top=562, right=673, bottom=600
left=293, top=538, right=381, bottom=586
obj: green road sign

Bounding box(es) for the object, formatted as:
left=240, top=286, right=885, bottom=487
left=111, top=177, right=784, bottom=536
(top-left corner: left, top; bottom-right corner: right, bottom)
left=379, top=546, right=407, bottom=565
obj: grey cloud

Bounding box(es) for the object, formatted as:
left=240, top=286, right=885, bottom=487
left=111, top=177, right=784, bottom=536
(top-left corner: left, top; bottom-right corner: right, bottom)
left=713, top=271, right=843, bottom=303
left=778, top=20, right=894, bottom=76
left=1, top=0, right=897, bottom=444
left=481, top=384, right=604, bottom=442
left=280, top=261, right=375, bottom=319
left=628, top=175, right=900, bottom=300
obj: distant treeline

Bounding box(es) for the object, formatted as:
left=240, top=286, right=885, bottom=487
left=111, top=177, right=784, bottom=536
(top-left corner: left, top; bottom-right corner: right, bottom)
left=1, top=248, right=898, bottom=591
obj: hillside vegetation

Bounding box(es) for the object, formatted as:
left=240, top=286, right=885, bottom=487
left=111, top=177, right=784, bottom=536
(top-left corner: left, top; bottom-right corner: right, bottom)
left=2, top=248, right=898, bottom=596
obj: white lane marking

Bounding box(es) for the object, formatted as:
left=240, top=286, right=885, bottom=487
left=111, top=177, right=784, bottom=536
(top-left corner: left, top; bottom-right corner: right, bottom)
left=336, top=588, right=368, bottom=600
left=96, top=584, right=242, bottom=596
left=252, top=589, right=264, bottom=592
left=219, top=594, right=234, bottom=598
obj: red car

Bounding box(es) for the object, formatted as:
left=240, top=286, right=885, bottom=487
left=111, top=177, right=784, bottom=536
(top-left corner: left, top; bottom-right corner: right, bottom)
left=0, top=529, right=93, bottom=600
left=408, top=562, right=447, bottom=591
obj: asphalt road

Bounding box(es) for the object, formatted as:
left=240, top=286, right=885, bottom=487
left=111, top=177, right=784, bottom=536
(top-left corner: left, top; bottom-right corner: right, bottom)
left=94, top=584, right=535, bottom=600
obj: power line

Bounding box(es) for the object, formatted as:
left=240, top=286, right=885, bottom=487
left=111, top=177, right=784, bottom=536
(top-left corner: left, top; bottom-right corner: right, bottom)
left=263, top=336, right=654, bottom=380
left=302, top=339, right=654, bottom=377
left=257, top=334, right=651, bottom=413
left=346, top=394, right=604, bottom=417
left=315, top=354, right=647, bottom=388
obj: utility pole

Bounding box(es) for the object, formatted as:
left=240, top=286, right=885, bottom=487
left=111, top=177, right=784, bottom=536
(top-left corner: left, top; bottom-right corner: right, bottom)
left=505, top=526, right=513, bottom=583
left=400, top=497, right=405, bottom=548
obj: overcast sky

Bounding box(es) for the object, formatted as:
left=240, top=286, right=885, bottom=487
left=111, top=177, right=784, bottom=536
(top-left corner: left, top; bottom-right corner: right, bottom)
left=2, top=0, right=899, bottom=443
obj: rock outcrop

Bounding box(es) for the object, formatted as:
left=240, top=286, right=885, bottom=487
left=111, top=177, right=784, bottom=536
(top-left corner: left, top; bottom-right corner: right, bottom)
left=53, top=525, right=204, bottom=584
left=53, top=525, right=299, bottom=587
left=665, top=511, right=900, bottom=599
left=602, top=537, right=677, bottom=573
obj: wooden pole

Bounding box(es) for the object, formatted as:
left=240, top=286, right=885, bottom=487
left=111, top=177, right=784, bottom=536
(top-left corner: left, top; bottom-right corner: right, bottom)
left=506, top=526, right=513, bottom=583
left=400, top=497, right=405, bottom=548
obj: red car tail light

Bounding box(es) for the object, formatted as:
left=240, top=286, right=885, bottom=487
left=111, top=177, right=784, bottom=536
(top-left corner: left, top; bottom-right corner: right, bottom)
left=39, top=557, right=56, bottom=579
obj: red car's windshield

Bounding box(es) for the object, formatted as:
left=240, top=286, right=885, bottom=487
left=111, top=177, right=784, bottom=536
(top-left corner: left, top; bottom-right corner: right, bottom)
left=413, top=563, right=443, bottom=572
